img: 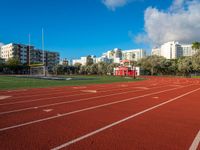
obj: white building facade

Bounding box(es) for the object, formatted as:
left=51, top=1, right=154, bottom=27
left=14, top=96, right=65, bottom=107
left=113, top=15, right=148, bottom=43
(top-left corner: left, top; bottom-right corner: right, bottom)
left=152, top=41, right=194, bottom=59
left=122, top=49, right=146, bottom=61
left=0, top=43, right=59, bottom=66
left=72, top=48, right=146, bottom=66
left=1, top=43, right=32, bottom=64
left=152, top=47, right=161, bottom=56
left=182, top=44, right=196, bottom=57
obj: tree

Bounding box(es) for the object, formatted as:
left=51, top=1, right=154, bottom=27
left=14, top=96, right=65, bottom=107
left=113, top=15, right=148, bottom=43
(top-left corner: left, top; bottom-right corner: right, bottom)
left=168, top=59, right=178, bottom=75
left=53, top=64, right=64, bottom=75
left=79, top=65, right=86, bottom=74
left=6, top=57, right=20, bottom=66
left=85, top=65, right=91, bottom=74
left=90, top=63, right=98, bottom=74
left=110, top=50, right=115, bottom=56
left=97, top=62, right=108, bottom=75
left=192, top=41, right=200, bottom=52
left=74, top=63, right=82, bottom=74
left=5, top=57, right=21, bottom=74
left=192, top=52, right=200, bottom=73
left=86, top=55, right=93, bottom=66
left=138, top=55, right=166, bottom=75
left=177, top=56, right=193, bottom=77
left=107, top=63, right=119, bottom=75
left=0, top=58, right=5, bottom=65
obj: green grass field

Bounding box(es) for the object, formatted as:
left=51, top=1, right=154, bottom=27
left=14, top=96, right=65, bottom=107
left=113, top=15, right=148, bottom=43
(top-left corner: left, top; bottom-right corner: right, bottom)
left=192, top=76, right=200, bottom=78
left=0, top=75, right=143, bottom=90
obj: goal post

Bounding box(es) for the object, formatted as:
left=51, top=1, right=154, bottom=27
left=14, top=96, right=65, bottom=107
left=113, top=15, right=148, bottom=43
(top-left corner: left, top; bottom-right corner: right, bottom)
left=29, top=64, right=46, bottom=76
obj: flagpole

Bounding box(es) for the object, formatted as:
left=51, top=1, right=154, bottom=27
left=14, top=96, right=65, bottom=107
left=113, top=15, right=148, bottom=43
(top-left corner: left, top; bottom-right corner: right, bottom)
left=42, top=28, right=46, bottom=76
left=29, top=33, right=31, bottom=66
left=42, top=28, right=44, bottom=65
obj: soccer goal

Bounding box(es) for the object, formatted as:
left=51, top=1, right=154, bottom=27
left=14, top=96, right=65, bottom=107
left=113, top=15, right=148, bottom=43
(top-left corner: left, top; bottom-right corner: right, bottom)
left=29, top=64, right=46, bottom=77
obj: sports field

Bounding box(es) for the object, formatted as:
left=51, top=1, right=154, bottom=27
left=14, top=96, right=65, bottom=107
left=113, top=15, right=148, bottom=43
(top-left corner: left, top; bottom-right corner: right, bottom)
left=0, top=76, right=200, bottom=150
left=0, top=75, right=140, bottom=90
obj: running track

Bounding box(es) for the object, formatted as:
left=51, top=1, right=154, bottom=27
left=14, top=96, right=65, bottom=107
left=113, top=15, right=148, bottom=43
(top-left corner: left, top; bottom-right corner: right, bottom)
left=0, top=76, right=200, bottom=150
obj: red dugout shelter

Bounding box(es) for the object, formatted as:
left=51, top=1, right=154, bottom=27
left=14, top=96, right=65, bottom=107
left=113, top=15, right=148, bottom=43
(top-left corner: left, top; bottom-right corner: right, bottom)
left=113, top=66, right=139, bottom=77
left=113, top=59, right=140, bottom=77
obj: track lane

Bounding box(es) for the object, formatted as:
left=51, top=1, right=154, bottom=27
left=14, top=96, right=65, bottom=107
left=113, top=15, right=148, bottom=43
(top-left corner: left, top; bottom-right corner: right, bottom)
left=0, top=84, right=178, bottom=128
left=0, top=84, right=199, bottom=150
left=0, top=83, right=172, bottom=113
left=0, top=79, right=157, bottom=103
left=61, top=85, right=200, bottom=150
left=0, top=81, right=165, bottom=105
left=0, top=76, right=186, bottom=101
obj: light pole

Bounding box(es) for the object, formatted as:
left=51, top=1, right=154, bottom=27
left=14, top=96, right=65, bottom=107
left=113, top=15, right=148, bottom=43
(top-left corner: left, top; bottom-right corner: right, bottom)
left=133, top=66, right=136, bottom=79
left=42, top=28, right=46, bottom=76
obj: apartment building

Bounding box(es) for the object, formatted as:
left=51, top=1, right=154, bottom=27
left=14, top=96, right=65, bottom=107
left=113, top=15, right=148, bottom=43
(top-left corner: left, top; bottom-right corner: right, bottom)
left=72, top=55, right=97, bottom=65
left=152, top=47, right=161, bottom=56
left=72, top=48, right=146, bottom=66
left=0, top=43, right=59, bottom=66
left=72, top=57, right=87, bottom=65
left=182, top=44, right=196, bottom=56
left=122, top=49, right=146, bottom=61
left=151, top=41, right=194, bottom=59
left=100, top=48, right=122, bottom=63
left=59, top=58, right=68, bottom=65
left=31, top=49, right=60, bottom=67
left=0, top=43, right=33, bottom=64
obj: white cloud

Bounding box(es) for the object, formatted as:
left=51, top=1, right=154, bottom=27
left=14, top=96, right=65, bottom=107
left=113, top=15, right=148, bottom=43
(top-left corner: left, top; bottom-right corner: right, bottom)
left=102, top=0, right=128, bottom=10
left=135, top=0, right=200, bottom=46
left=169, top=0, right=185, bottom=12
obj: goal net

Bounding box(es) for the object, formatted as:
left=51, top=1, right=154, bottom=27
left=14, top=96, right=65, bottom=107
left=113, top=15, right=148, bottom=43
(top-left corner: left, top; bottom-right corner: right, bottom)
left=30, top=65, right=46, bottom=77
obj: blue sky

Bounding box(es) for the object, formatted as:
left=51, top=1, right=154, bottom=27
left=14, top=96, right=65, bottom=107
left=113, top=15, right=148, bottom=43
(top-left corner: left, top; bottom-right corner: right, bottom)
left=0, top=0, right=193, bottom=59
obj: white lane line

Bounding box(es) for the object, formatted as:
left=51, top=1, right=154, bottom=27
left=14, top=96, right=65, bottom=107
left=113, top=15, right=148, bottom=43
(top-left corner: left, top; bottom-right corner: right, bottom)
left=0, top=92, right=91, bottom=106
left=153, top=96, right=159, bottom=99
left=0, top=96, right=11, bottom=100
left=119, top=85, right=128, bottom=87
left=7, top=89, right=27, bottom=92
left=189, top=130, right=200, bottom=150
left=43, top=109, right=53, bottom=112
left=73, top=86, right=87, bottom=89
left=3, top=90, right=81, bottom=99
left=0, top=85, right=174, bottom=115
left=0, top=85, right=193, bottom=132
left=135, top=87, right=149, bottom=90
left=0, top=83, right=149, bottom=106
left=0, top=88, right=148, bottom=115
left=81, top=90, right=97, bottom=93
left=0, top=82, right=169, bottom=105
left=0, top=81, right=165, bottom=103
left=51, top=88, right=200, bottom=150
left=0, top=83, right=173, bottom=107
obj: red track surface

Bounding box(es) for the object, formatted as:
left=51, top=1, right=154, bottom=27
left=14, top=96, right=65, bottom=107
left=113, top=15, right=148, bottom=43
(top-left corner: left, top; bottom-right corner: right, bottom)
left=0, top=76, right=200, bottom=150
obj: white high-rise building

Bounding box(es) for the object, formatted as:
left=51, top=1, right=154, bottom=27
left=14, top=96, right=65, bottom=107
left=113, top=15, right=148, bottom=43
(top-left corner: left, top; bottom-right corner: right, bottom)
left=152, top=47, right=161, bottom=56
left=160, top=41, right=182, bottom=59
left=122, top=49, right=146, bottom=61
left=98, top=48, right=122, bottom=63
left=72, top=57, right=87, bottom=65
left=0, top=43, right=59, bottom=66
left=152, top=41, right=194, bottom=59
left=72, top=48, right=146, bottom=65
left=182, top=44, right=195, bottom=56
left=0, top=43, right=32, bottom=64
